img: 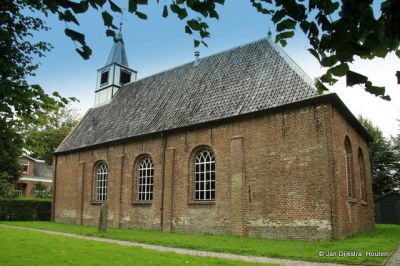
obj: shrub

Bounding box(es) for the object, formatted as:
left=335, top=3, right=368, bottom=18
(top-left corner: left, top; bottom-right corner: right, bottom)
left=0, top=198, right=51, bottom=221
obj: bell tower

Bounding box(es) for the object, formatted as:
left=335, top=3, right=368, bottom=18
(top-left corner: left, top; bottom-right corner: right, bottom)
left=95, top=31, right=137, bottom=106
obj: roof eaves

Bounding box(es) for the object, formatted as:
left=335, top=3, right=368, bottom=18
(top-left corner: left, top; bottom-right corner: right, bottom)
left=326, top=93, right=373, bottom=142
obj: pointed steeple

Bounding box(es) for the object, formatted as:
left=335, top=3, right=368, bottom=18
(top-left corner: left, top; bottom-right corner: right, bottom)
left=105, top=32, right=129, bottom=67
left=94, top=28, right=137, bottom=107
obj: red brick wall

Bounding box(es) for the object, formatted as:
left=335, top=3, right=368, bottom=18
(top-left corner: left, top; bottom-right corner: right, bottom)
left=54, top=102, right=374, bottom=240
left=331, top=108, right=375, bottom=239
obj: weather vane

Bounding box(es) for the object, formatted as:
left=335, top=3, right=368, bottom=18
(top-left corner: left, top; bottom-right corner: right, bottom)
left=117, top=9, right=127, bottom=33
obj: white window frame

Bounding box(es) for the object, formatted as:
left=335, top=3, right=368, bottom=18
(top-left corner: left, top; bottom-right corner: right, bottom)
left=194, top=150, right=215, bottom=201
left=138, top=157, right=154, bottom=201
left=21, top=161, right=29, bottom=175
left=95, top=163, right=108, bottom=202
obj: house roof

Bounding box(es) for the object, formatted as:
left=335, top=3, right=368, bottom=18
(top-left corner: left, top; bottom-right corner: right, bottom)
left=105, top=32, right=129, bottom=67
left=19, top=176, right=53, bottom=183
left=22, top=155, right=45, bottom=163
left=56, top=38, right=371, bottom=153
left=374, top=190, right=400, bottom=201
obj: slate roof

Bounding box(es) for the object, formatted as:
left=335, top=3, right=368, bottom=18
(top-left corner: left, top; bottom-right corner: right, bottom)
left=105, top=32, right=129, bottom=67
left=57, top=38, right=335, bottom=153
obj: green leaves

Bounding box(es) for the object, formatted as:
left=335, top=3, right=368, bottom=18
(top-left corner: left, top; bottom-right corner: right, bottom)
left=276, top=18, right=296, bottom=32
left=329, top=63, right=349, bottom=77
left=275, top=31, right=294, bottom=46
left=128, top=0, right=137, bottom=12
left=102, top=11, right=117, bottom=29
left=65, top=29, right=92, bottom=59
left=346, top=71, right=368, bottom=87
left=106, top=29, right=116, bottom=38
left=170, top=4, right=188, bottom=20
left=109, top=1, right=122, bottom=13
left=65, top=28, right=85, bottom=44
left=135, top=11, right=147, bottom=20
left=58, top=10, right=79, bottom=25
left=315, top=79, right=328, bottom=94
left=162, top=5, right=168, bottom=17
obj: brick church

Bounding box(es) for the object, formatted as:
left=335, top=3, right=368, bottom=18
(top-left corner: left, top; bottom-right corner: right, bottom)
left=53, top=34, right=375, bottom=240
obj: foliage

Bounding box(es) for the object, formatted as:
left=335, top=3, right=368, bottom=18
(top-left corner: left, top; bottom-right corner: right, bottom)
left=358, top=116, right=400, bottom=197
left=21, top=106, right=79, bottom=165
left=0, top=119, right=23, bottom=198
left=390, top=131, right=400, bottom=189
left=3, top=222, right=400, bottom=265
left=0, top=227, right=264, bottom=266
left=0, top=0, right=77, bottom=195
left=16, top=0, right=399, bottom=100
left=31, top=182, right=49, bottom=198
left=0, top=199, right=51, bottom=221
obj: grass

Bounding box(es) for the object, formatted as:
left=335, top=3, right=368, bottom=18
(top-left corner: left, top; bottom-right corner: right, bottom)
left=2, top=221, right=400, bottom=265
left=0, top=226, right=268, bottom=266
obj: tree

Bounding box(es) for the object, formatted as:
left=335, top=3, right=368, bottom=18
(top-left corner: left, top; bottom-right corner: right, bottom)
left=32, top=182, right=48, bottom=198
left=358, top=116, right=399, bottom=197
left=21, top=106, right=79, bottom=165
left=390, top=128, right=400, bottom=189
left=5, top=1, right=397, bottom=99
left=0, top=0, right=77, bottom=196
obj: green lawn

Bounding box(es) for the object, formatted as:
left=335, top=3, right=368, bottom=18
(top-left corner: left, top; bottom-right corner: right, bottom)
left=2, top=221, right=399, bottom=265
left=0, top=226, right=267, bottom=266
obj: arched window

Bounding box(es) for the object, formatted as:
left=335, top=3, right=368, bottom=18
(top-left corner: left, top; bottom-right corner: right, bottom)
left=358, top=149, right=367, bottom=201
left=344, top=137, right=355, bottom=198
left=95, top=163, right=108, bottom=202
left=194, top=150, right=215, bottom=201
left=138, top=157, right=154, bottom=201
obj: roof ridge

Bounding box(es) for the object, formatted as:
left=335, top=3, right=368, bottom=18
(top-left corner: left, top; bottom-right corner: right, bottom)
left=134, top=38, right=268, bottom=84
left=266, top=38, right=317, bottom=89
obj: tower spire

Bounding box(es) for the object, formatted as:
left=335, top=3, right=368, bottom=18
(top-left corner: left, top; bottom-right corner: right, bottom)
left=94, top=26, right=137, bottom=106
left=105, top=30, right=129, bottom=67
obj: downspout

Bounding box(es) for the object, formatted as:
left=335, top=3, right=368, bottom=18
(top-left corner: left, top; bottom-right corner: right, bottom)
left=118, top=144, right=125, bottom=228
left=160, top=133, right=167, bottom=231
left=51, top=155, right=58, bottom=221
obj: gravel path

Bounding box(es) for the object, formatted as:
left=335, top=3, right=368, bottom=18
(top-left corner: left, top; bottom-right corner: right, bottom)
left=0, top=224, right=351, bottom=266
left=385, top=246, right=400, bottom=266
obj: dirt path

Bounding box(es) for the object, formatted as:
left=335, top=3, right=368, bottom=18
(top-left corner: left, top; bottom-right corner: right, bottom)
left=385, top=245, right=400, bottom=266
left=0, top=224, right=361, bottom=266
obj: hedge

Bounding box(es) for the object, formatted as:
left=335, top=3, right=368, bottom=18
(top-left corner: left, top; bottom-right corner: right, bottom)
left=0, top=198, right=51, bottom=221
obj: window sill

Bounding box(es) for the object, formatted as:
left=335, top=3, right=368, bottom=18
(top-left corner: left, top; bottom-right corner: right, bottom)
left=188, top=201, right=215, bottom=206
left=347, top=197, right=357, bottom=204
left=361, top=200, right=368, bottom=206
left=132, top=201, right=152, bottom=206
left=91, top=201, right=106, bottom=205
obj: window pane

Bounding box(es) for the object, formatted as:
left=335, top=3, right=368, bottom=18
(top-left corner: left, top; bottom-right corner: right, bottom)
left=194, top=150, right=215, bottom=201
left=120, top=70, right=131, bottom=84
left=95, top=163, right=108, bottom=202
left=101, top=71, right=109, bottom=85
left=138, top=157, right=154, bottom=201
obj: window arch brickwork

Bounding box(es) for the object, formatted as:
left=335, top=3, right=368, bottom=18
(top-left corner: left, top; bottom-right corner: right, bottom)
left=137, top=157, right=154, bottom=201
left=95, top=163, right=108, bottom=202
left=344, top=137, right=355, bottom=199
left=194, top=149, right=215, bottom=201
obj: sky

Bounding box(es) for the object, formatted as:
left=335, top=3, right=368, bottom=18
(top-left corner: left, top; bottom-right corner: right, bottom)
left=29, top=1, right=399, bottom=137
